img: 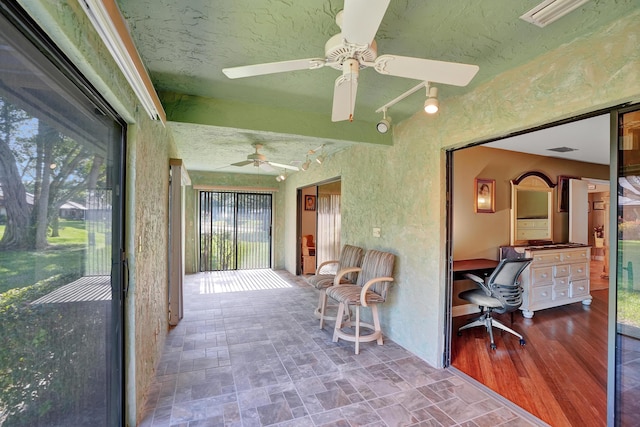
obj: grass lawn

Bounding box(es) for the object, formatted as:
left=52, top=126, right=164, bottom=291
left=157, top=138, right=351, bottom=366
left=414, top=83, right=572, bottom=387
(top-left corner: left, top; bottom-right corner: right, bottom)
left=0, top=220, right=109, bottom=294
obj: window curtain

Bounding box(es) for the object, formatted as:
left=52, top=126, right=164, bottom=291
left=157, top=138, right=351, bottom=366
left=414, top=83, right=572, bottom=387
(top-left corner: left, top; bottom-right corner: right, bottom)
left=317, top=194, right=341, bottom=267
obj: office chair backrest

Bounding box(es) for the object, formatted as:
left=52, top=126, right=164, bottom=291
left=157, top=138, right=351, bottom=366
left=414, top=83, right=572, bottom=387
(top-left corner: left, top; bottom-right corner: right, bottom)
left=489, top=258, right=532, bottom=314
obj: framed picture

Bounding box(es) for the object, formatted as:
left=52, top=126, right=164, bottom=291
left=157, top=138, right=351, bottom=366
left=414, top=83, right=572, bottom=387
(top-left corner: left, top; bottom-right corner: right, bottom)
left=557, top=175, right=579, bottom=212
left=475, top=178, right=495, bottom=213
left=593, top=200, right=605, bottom=210
left=304, top=195, right=316, bottom=211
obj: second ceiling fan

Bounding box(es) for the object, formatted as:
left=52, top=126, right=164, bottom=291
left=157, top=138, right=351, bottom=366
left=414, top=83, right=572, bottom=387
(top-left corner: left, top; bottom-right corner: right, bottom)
left=222, top=0, right=479, bottom=122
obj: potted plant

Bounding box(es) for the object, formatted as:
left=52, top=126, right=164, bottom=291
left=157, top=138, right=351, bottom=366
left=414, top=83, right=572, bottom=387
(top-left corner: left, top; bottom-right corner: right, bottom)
left=594, top=225, right=604, bottom=247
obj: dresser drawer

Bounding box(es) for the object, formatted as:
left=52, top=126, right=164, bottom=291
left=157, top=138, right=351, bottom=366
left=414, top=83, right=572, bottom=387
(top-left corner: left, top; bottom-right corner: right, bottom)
left=570, top=263, right=588, bottom=280
left=553, top=264, right=570, bottom=278
left=561, top=250, right=589, bottom=262
left=531, top=267, right=553, bottom=285
left=553, top=277, right=569, bottom=287
left=517, top=229, right=551, bottom=240
left=571, top=279, right=589, bottom=298
left=553, top=284, right=570, bottom=300
left=517, top=219, right=549, bottom=229
left=531, top=252, right=562, bottom=265
left=531, top=285, right=553, bottom=305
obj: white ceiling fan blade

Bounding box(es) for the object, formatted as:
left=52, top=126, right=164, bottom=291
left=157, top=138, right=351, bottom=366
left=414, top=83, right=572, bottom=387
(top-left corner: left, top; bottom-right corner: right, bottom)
left=374, top=55, right=479, bottom=87
left=269, top=162, right=299, bottom=171
left=259, top=162, right=275, bottom=172
left=342, top=0, right=390, bottom=45
left=231, top=160, right=252, bottom=167
left=223, top=58, right=325, bottom=79
left=331, top=75, right=358, bottom=122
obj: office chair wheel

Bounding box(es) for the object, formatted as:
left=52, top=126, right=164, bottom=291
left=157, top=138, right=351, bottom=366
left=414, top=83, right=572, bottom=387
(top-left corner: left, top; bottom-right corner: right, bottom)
left=490, top=343, right=497, bottom=350
left=519, top=338, right=526, bottom=346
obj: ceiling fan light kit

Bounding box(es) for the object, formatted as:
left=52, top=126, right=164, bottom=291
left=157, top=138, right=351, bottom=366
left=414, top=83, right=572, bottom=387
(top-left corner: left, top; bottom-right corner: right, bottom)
left=221, top=0, right=479, bottom=123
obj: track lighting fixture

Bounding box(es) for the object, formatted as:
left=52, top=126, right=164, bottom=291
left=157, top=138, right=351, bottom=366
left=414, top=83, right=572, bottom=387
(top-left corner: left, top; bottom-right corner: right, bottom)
left=424, top=86, right=439, bottom=114
left=376, top=108, right=392, bottom=134
left=300, top=155, right=311, bottom=171
left=275, top=171, right=287, bottom=182
left=376, top=81, right=441, bottom=120
left=315, top=145, right=326, bottom=164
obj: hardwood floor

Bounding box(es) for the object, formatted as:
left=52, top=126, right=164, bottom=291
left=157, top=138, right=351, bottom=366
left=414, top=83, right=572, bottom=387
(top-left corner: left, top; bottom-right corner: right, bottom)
left=452, top=285, right=608, bottom=427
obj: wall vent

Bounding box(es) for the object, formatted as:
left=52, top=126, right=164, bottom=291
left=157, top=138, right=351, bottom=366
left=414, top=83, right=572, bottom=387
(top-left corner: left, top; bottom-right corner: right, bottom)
left=520, top=0, right=590, bottom=28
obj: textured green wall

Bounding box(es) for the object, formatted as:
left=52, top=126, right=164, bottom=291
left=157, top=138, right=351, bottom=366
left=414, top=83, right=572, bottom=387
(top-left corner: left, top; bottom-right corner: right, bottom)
left=285, top=10, right=640, bottom=366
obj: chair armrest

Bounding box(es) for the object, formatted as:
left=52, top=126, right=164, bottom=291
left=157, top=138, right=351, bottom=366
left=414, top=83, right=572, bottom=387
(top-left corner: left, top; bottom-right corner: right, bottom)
left=315, top=259, right=338, bottom=274
left=360, top=277, right=394, bottom=307
left=333, top=267, right=362, bottom=286
left=463, top=273, right=491, bottom=295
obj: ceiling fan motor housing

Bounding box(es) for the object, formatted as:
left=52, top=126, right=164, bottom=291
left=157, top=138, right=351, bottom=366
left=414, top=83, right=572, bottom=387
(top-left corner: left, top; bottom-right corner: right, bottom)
left=324, top=34, right=377, bottom=70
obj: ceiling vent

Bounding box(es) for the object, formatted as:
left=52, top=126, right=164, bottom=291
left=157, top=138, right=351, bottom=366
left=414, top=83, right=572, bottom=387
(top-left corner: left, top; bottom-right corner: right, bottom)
left=520, top=0, right=590, bottom=28
left=547, top=146, right=578, bottom=153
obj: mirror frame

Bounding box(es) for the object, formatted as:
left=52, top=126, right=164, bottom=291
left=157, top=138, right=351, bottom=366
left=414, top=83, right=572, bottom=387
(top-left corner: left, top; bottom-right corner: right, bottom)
left=510, top=171, right=556, bottom=245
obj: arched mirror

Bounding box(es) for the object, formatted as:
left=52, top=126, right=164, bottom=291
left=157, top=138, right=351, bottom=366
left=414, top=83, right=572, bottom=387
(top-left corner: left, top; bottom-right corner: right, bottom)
left=510, top=171, right=555, bottom=245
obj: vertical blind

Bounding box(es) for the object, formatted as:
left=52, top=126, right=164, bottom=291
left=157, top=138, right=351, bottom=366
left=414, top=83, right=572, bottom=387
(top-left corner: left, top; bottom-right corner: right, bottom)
left=199, top=191, right=272, bottom=271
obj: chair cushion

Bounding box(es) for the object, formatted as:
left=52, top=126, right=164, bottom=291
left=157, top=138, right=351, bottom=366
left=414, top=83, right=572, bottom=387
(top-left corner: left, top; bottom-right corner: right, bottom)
left=458, top=289, right=503, bottom=308
left=326, top=284, right=386, bottom=306
left=307, top=274, right=352, bottom=290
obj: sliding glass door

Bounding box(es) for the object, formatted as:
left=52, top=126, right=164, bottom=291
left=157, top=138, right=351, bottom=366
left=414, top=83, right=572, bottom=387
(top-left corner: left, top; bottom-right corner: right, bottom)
left=612, top=106, right=640, bottom=425
left=200, top=192, right=272, bottom=271
left=0, top=3, right=124, bottom=426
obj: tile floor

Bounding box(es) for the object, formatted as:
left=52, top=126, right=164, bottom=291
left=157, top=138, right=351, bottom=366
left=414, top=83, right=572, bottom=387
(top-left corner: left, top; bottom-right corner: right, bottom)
left=139, top=270, right=544, bottom=427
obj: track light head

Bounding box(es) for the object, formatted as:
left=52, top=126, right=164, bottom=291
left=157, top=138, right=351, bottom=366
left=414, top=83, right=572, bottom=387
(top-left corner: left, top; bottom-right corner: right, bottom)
left=424, top=86, right=439, bottom=114
left=376, top=108, right=392, bottom=133
left=300, top=156, right=311, bottom=171
left=315, top=145, right=326, bottom=164
left=275, top=172, right=286, bottom=182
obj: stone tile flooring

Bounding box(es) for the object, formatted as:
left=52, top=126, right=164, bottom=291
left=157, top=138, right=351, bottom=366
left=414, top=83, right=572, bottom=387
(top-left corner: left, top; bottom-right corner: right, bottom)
left=139, top=270, right=544, bottom=427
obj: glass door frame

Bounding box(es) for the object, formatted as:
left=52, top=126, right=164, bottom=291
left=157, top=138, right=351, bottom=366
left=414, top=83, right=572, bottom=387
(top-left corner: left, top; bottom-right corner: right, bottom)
left=0, top=3, right=126, bottom=424
left=607, top=103, right=640, bottom=426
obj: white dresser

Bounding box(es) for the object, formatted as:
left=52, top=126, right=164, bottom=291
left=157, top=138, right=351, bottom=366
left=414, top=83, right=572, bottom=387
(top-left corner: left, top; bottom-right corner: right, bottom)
left=517, top=245, right=592, bottom=318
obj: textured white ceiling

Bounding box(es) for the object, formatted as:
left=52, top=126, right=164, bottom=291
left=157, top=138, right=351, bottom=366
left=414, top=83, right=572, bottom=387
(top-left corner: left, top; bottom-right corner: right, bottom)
left=486, top=114, right=610, bottom=165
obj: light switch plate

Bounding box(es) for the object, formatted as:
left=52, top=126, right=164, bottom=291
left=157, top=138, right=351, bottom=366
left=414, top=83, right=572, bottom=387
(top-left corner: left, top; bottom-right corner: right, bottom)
left=373, top=227, right=381, bottom=237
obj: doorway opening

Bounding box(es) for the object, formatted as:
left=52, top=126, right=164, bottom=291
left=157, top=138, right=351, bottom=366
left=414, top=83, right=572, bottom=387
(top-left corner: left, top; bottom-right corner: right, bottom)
left=447, top=112, right=611, bottom=426
left=297, top=179, right=341, bottom=275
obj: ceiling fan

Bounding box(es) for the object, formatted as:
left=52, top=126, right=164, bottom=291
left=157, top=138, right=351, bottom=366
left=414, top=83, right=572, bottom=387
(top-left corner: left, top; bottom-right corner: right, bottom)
left=232, top=143, right=299, bottom=171
left=222, top=0, right=479, bottom=122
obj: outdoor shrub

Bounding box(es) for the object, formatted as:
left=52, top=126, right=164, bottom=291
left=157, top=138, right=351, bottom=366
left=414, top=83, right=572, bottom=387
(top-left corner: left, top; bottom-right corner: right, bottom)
left=0, top=274, right=107, bottom=426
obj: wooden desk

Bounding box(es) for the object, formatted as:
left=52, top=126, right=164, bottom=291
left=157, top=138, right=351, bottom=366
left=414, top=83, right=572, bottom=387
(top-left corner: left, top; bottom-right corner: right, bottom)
left=452, top=258, right=499, bottom=317
left=453, top=258, right=499, bottom=279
